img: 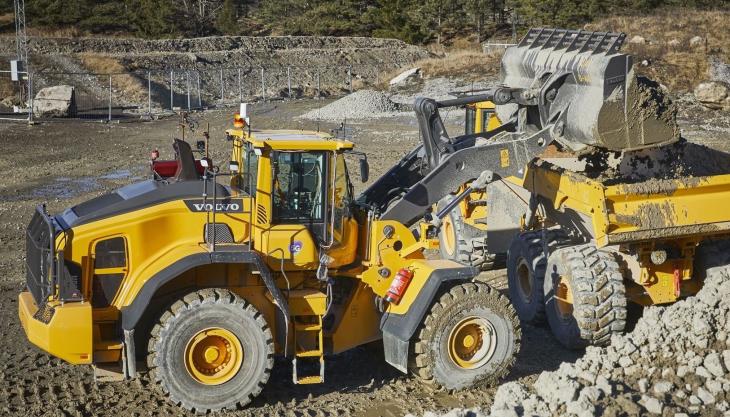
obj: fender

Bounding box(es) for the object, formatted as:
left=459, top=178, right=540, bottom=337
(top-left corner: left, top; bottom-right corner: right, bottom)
left=379, top=265, right=476, bottom=373
left=119, top=250, right=290, bottom=378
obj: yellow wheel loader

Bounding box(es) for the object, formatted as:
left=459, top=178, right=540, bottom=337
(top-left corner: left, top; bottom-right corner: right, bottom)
left=360, top=28, right=730, bottom=350
left=19, top=116, right=520, bottom=412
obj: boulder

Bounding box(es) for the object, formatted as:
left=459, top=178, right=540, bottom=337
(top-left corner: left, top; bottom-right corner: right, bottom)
left=690, top=36, right=704, bottom=48
left=694, top=81, right=730, bottom=110
left=389, top=67, right=420, bottom=87
left=668, top=39, right=681, bottom=48
left=629, top=35, right=646, bottom=44
left=33, top=85, right=77, bottom=118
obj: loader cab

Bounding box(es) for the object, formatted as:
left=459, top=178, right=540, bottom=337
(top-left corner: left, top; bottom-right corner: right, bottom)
left=226, top=128, right=360, bottom=269
left=465, top=101, right=501, bottom=135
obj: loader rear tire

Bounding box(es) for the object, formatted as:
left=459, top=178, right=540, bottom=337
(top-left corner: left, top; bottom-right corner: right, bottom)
left=544, top=245, right=627, bottom=349
left=410, top=282, right=520, bottom=390
left=507, top=230, right=563, bottom=324
left=146, top=288, right=273, bottom=413
left=437, top=196, right=499, bottom=271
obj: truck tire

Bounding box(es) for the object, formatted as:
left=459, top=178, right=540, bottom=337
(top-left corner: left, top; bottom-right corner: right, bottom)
left=410, top=282, right=520, bottom=390
left=437, top=196, right=498, bottom=271
left=506, top=230, right=563, bottom=324
left=147, top=288, right=274, bottom=413
left=544, top=245, right=627, bottom=349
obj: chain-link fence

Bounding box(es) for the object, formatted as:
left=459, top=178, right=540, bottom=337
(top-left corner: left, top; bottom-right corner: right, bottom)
left=1, top=64, right=357, bottom=123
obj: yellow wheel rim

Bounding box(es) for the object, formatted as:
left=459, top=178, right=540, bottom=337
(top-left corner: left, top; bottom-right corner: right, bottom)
left=185, top=327, right=243, bottom=385
left=516, top=258, right=533, bottom=302
left=554, top=276, right=574, bottom=319
left=442, top=215, right=456, bottom=257
left=448, top=316, right=497, bottom=369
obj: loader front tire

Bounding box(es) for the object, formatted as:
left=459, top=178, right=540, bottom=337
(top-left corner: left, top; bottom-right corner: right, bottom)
left=410, top=282, right=520, bottom=390
left=147, top=288, right=273, bottom=413
left=544, top=245, right=627, bottom=349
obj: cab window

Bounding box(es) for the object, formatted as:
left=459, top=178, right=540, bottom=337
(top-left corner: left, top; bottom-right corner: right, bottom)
left=465, top=106, right=476, bottom=135
left=272, top=151, right=326, bottom=223
left=332, top=154, right=352, bottom=243
left=238, top=143, right=259, bottom=196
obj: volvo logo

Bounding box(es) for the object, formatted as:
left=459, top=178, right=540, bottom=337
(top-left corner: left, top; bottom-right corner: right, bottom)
left=184, top=199, right=244, bottom=213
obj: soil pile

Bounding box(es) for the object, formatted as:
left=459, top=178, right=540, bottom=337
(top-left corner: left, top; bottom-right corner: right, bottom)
left=300, top=90, right=406, bottom=120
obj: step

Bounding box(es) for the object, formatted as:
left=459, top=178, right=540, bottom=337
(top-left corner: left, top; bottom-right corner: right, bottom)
left=295, top=375, right=323, bottom=384
left=296, top=349, right=323, bottom=358
left=295, top=322, right=322, bottom=332
left=287, top=289, right=327, bottom=316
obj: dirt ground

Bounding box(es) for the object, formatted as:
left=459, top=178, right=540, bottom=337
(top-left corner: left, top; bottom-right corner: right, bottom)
left=0, top=98, right=728, bottom=417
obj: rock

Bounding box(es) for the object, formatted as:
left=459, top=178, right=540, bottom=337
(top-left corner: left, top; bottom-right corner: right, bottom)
left=32, top=85, right=77, bottom=118
left=690, top=395, right=702, bottom=405
left=534, top=372, right=579, bottom=405
left=653, top=380, right=673, bottom=394
left=668, top=39, right=681, bottom=47
left=696, top=366, right=713, bottom=379
left=389, top=67, right=420, bottom=87
left=705, top=352, right=727, bottom=377
left=641, top=59, right=651, bottom=67
left=641, top=395, right=664, bottom=415
left=690, top=36, right=704, bottom=48
left=697, top=387, right=716, bottom=405
left=629, top=35, right=646, bottom=44
left=638, top=378, right=649, bottom=393
left=677, top=365, right=689, bottom=377
left=723, top=350, right=730, bottom=372
left=709, top=57, right=730, bottom=84
left=694, top=81, right=730, bottom=110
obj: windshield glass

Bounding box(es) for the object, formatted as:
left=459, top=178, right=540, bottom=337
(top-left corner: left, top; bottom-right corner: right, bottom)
left=272, top=151, right=326, bottom=223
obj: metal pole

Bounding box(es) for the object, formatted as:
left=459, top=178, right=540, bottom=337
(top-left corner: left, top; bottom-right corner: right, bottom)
left=347, top=65, right=352, bottom=94
left=197, top=71, right=202, bottom=109
left=27, top=71, right=33, bottom=123
left=287, top=66, right=292, bottom=99
left=220, top=68, right=225, bottom=105
left=186, top=71, right=191, bottom=110
left=260, top=67, right=265, bottom=101
left=108, top=74, right=112, bottom=122
left=170, top=70, right=174, bottom=110
left=237, top=68, right=242, bottom=102
left=147, top=70, right=151, bottom=116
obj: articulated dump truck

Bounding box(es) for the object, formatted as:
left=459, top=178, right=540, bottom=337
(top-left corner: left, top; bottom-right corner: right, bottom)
left=20, top=117, right=520, bottom=411
left=360, top=27, right=730, bottom=349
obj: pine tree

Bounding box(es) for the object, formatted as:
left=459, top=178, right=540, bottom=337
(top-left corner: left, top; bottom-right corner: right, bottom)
left=217, top=0, right=238, bottom=34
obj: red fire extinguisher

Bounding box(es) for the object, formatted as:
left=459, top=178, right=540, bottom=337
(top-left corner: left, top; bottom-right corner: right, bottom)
left=384, top=268, right=414, bottom=305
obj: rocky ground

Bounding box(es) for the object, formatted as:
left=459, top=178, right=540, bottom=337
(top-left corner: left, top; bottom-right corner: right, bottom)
left=0, top=84, right=728, bottom=417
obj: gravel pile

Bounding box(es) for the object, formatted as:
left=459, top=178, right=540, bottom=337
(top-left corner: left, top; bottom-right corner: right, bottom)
left=414, top=240, right=730, bottom=417
left=299, top=90, right=407, bottom=120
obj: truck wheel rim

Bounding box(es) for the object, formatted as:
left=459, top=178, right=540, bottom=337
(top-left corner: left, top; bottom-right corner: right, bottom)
left=442, top=215, right=456, bottom=257
left=516, top=258, right=533, bottom=302
left=185, top=327, right=243, bottom=385
left=554, top=276, right=574, bottom=319
left=448, top=316, right=497, bottom=369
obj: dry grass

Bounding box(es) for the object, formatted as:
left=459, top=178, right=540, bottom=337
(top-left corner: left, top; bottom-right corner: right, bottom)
left=0, top=76, right=15, bottom=103
left=586, top=8, right=730, bottom=92
left=79, top=53, right=147, bottom=101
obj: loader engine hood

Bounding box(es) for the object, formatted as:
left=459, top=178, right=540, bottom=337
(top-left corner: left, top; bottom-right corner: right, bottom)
left=499, top=28, right=679, bottom=151
left=56, top=178, right=228, bottom=229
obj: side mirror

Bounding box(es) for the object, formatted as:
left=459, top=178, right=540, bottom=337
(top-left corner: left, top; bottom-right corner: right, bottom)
left=229, top=161, right=240, bottom=173
left=359, top=158, right=369, bottom=183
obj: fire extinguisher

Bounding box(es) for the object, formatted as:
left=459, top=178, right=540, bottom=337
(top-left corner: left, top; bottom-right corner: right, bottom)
left=384, top=268, right=414, bottom=304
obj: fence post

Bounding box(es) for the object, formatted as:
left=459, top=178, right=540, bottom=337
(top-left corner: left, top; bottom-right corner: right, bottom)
left=238, top=68, right=242, bottom=102
left=170, top=70, right=174, bottom=110
left=347, top=65, right=352, bottom=94
left=220, top=68, right=225, bottom=105
left=316, top=71, right=320, bottom=100
left=287, top=66, right=292, bottom=99
left=108, top=74, right=112, bottom=122
left=147, top=71, right=152, bottom=116
left=27, top=72, right=34, bottom=123
left=197, top=71, right=202, bottom=109
left=186, top=71, right=191, bottom=111
left=260, top=67, right=266, bottom=102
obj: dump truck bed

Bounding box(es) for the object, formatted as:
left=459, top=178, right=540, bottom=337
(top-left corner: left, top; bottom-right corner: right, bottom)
left=525, top=159, right=730, bottom=247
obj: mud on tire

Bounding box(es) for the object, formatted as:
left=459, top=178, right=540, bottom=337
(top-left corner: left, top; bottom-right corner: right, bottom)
left=544, top=244, right=627, bottom=349
left=146, top=288, right=274, bottom=413
left=437, top=196, right=500, bottom=271
left=410, top=282, right=520, bottom=390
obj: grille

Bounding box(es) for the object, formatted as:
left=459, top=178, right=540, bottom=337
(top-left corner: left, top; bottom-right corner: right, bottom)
left=204, top=223, right=235, bottom=244
left=26, top=209, right=54, bottom=306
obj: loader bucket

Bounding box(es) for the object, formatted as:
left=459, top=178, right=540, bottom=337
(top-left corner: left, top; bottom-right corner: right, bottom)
left=499, top=28, right=679, bottom=152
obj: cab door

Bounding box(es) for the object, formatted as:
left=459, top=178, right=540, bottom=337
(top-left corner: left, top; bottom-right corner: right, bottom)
left=326, top=153, right=358, bottom=267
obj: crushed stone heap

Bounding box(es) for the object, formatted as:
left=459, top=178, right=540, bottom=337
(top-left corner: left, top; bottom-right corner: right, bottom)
left=300, top=90, right=407, bottom=121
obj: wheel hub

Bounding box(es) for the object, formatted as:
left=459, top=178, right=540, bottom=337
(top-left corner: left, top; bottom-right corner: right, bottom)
left=442, top=215, right=456, bottom=257
left=185, top=327, right=243, bottom=385
left=516, top=258, right=533, bottom=302
left=448, top=316, right=497, bottom=369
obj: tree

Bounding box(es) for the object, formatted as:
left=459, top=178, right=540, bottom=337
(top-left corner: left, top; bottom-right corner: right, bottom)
left=126, top=0, right=178, bottom=38
left=216, top=0, right=238, bottom=34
